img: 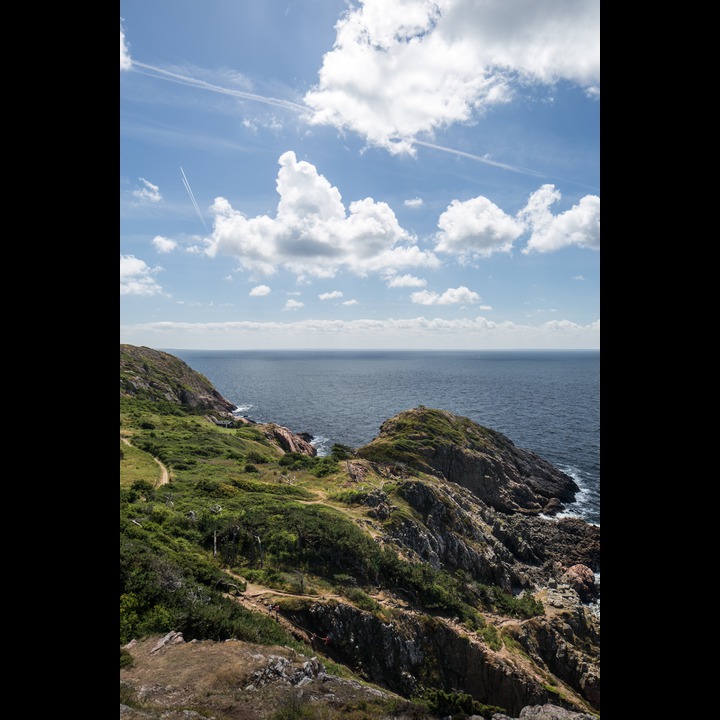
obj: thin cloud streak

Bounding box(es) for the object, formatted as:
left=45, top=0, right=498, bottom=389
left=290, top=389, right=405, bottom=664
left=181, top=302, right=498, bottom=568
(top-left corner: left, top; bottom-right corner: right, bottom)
left=132, top=61, right=308, bottom=114
left=127, top=59, right=570, bottom=185
left=412, top=140, right=600, bottom=193
left=180, top=166, right=209, bottom=232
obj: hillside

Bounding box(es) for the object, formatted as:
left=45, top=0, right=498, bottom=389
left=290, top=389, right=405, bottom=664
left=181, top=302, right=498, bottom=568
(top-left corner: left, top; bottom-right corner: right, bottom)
left=120, top=345, right=600, bottom=720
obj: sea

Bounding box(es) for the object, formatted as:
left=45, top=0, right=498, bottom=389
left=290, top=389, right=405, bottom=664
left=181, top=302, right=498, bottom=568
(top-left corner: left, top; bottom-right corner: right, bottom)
left=170, top=349, right=600, bottom=528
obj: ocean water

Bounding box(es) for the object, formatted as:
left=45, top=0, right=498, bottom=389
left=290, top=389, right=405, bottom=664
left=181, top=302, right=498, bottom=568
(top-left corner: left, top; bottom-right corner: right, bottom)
left=170, top=349, right=600, bottom=526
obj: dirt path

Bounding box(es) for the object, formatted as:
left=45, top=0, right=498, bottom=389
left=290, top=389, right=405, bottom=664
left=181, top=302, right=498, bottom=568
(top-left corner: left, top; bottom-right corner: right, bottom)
left=121, top=435, right=170, bottom=486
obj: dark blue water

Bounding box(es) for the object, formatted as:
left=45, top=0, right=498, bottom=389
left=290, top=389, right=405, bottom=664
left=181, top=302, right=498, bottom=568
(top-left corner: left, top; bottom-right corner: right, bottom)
left=169, top=349, right=600, bottom=526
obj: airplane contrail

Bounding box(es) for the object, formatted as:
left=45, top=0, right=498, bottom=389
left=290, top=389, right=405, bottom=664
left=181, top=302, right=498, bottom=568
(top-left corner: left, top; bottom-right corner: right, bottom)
left=411, top=139, right=600, bottom=192
left=180, top=166, right=209, bottom=231
left=133, top=61, right=308, bottom=114
left=131, top=60, right=598, bottom=192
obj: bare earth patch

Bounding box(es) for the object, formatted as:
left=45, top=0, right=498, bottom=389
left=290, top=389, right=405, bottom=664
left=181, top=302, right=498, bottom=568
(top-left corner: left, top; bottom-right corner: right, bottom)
left=121, top=636, right=399, bottom=720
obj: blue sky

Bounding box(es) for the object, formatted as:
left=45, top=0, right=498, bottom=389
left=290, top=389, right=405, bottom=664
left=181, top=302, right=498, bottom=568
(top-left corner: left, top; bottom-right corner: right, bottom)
left=120, top=0, right=599, bottom=350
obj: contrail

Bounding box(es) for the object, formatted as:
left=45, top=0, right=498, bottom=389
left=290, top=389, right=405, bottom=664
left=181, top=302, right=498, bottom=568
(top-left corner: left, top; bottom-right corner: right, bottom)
left=130, top=60, right=598, bottom=192
left=180, top=166, right=209, bottom=231
left=411, top=139, right=600, bottom=192
left=133, top=61, right=308, bottom=114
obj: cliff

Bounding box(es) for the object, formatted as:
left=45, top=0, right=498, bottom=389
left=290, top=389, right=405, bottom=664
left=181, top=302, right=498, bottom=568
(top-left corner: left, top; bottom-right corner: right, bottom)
left=120, top=344, right=237, bottom=416
left=120, top=345, right=600, bottom=720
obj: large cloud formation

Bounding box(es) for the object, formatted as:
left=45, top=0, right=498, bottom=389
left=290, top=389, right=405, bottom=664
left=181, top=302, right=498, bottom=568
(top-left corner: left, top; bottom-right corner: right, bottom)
left=434, top=185, right=600, bottom=258
left=205, top=151, right=440, bottom=277
left=519, top=185, right=600, bottom=253
left=304, top=0, right=600, bottom=153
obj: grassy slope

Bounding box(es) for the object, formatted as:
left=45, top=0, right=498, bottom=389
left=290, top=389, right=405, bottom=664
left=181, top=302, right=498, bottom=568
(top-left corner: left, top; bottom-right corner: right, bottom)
left=120, top=355, right=596, bottom=719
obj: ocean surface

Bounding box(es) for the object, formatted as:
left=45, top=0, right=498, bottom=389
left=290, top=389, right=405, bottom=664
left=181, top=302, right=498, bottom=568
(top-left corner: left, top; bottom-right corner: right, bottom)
left=170, top=349, right=600, bottom=527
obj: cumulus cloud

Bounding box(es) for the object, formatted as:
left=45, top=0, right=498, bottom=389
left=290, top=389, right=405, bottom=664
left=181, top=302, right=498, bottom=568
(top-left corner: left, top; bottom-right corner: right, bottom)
left=435, top=196, right=524, bottom=259
left=410, top=286, right=481, bottom=305
left=250, top=284, right=271, bottom=296
left=519, top=185, right=600, bottom=253
left=206, top=150, right=439, bottom=277
left=133, top=178, right=162, bottom=203
left=404, top=198, right=423, bottom=208
left=120, top=21, right=132, bottom=71
left=386, top=274, right=426, bottom=288
left=434, top=185, right=600, bottom=259
left=319, top=291, right=344, bottom=300
left=342, top=299, right=359, bottom=306
left=573, top=275, right=585, bottom=281
left=304, top=0, right=599, bottom=153
left=120, top=255, right=162, bottom=295
left=152, top=236, right=177, bottom=253
left=284, top=299, right=304, bottom=310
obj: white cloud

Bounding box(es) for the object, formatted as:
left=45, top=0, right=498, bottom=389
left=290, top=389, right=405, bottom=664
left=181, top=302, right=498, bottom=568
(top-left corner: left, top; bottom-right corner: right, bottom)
left=410, top=286, right=481, bottom=305
left=250, top=284, right=271, bottom=296
left=120, top=21, right=132, bottom=71
left=152, top=236, right=177, bottom=253
left=435, top=196, right=524, bottom=259
left=121, top=317, right=600, bottom=350
left=133, top=178, right=163, bottom=204
left=386, top=274, right=426, bottom=288
left=342, top=299, right=359, bottom=306
left=304, top=0, right=599, bottom=153
left=284, top=299, right=304, bottom=310
left=519, top=185, right=600, bottom=254
left=319, top=290, right=344, bottom=300
left=573, top=275, right=585, bottom=281
left=205, top=150, right=439, bottom=277
left=120, top=254, right=162, bottom=295
left=404, top=197, right=423, bottom=208
left=479, top=305, right=492, bottom=311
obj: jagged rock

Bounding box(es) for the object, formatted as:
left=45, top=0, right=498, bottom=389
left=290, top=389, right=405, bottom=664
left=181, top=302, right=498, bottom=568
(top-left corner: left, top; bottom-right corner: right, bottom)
left=149, top=631, right=184, bottom=654
left=120, top=345, right=236, bottom=416
left=357, top=407, right=580, bottom=515
left=121, top=349, right=601, bottom=719
left=542, top=498, right=565, bottom=515
left=492, top=703, right=598, bottom=719
left=287, top=601, right=584, bottom=716
left=560, top=565, right=597, bottom=603
left=264, top=424, right=317, bottom=456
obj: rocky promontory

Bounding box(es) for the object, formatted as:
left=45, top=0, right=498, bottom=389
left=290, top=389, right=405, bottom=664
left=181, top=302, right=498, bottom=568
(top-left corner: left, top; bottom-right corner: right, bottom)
left=120, top=346, right=600, bottom=719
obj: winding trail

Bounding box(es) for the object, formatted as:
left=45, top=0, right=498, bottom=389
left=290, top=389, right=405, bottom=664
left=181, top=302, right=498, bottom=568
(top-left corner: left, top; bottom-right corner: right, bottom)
left=121, top=435, right=170, bottom=486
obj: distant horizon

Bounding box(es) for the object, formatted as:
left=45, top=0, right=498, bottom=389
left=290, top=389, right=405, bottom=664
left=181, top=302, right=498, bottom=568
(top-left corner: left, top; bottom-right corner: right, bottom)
left=128, top=344, right=599, bottom=354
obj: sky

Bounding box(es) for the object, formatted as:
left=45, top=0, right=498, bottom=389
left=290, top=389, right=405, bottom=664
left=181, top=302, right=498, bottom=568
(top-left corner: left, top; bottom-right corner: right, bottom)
left=120, top=0, right=600, bottom=351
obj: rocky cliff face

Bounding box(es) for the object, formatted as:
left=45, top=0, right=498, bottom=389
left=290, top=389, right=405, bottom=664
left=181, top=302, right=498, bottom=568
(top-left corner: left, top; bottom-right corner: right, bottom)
left=120, top=351, right=599, bottom=718
left=120, top=345, right=236, bottom=416
left=357, top=407, right=580, bottom=515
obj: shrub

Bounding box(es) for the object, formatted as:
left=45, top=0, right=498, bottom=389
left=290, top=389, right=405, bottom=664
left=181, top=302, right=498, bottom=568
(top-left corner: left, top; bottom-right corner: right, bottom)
left=247, top=451, right=269, bottom=464
left=119, top=647, right=135, bottom=669
left=423, top=688, right=505, bottom=719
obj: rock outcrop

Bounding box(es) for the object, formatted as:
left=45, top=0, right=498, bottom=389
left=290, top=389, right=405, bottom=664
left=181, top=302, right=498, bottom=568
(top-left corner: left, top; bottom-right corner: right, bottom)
left=120, top=345, right=236, bottom=416
left=492, top=704, right=598, bottom=720
left=264, top=424, right=318, bottom=456
left=357, top=407, right=580, bottom=515
left=120, top=350, right=600, bottom=719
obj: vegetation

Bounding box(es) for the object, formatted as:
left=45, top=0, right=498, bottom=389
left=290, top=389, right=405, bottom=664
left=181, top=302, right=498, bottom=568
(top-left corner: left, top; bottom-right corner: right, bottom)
left=356, top=406, right=495, bottom=469
left=120, top=366, right=544, bottom=644
left=119, top=346, right=594, bottom=719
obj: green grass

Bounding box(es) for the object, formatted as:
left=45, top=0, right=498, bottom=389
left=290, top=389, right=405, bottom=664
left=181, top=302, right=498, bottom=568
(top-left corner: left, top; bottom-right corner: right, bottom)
left=120, top=439, right=164, bottom=488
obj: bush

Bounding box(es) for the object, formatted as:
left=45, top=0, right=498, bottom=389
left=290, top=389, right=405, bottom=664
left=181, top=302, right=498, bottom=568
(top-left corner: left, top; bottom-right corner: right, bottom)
left=120, top=647, right=135, bottom=669
left=423, top=688, right=505, bottom=719
left=247, top=451, right=269, bottom=464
